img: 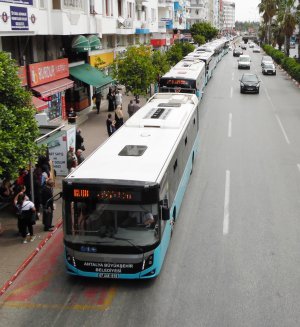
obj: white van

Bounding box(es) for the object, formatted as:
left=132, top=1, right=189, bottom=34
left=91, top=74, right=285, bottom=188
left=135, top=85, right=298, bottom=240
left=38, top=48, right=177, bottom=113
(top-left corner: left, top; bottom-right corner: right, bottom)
left=238, top=55, right=251, bottom=69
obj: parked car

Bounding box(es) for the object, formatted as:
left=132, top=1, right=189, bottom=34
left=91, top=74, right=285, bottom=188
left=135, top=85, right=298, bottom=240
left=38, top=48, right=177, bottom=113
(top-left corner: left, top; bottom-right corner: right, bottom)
left=240, top=73, right=260, bottom=94
left=233, top=48, right=243, bottom=57
left=249, top=43, right=255, bottom=48
left=262, top=63, right=276, bottom=75
left=241, top=44, right=247, bottom=50
left=261, top=56, right=273, bottom=67
left=253, top=47, right=261, bottom=53
left=238, top=55, right=251, bottom=69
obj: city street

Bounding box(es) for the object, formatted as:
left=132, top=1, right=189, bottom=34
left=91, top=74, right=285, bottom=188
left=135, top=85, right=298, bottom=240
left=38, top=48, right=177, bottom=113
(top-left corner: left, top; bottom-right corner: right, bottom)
left=1, top=48, right=300, bottom=327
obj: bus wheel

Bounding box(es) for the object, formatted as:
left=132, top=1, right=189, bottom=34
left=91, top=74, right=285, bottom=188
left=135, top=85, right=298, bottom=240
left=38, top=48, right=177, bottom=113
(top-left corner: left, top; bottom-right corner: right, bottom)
left=171, top=208, right=176, bottom=237
left=190, top=153, right=195, bottom=175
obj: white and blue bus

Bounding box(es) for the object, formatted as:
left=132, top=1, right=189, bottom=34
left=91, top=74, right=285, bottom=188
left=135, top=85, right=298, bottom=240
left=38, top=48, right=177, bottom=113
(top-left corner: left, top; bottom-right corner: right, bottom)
left=62, top=93, right=199, bottom=279
left=185, top=50, right=216, bottom=84
left=159, top=59, right=206, bottom=99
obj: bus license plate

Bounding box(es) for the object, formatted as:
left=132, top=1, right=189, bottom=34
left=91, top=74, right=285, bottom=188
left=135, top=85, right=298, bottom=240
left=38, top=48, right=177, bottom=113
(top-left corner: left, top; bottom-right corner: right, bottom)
left=98, top=273, right=119, bottom=279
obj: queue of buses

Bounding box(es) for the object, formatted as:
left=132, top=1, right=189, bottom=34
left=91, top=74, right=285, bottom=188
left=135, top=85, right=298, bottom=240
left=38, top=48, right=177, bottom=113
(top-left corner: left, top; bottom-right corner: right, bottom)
left=61, top=37, right=230, bottom=279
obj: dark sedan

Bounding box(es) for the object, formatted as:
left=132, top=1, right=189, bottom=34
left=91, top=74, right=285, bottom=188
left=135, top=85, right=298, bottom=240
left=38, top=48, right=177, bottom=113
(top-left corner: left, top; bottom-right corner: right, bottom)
left=240, top=73, right=260, bottom=94
left=233, top=48, right=243, bottom=57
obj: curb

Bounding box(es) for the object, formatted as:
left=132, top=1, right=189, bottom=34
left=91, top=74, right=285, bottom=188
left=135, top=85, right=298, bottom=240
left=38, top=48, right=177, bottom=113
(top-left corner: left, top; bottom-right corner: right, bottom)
left=0, top=220, right=63, bottom=297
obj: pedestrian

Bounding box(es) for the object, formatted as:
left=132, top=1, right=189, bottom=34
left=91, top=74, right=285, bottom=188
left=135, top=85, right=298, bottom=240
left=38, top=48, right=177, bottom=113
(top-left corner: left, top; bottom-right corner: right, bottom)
left=76, top=149, right=85, bottom=165
left=14, top=192, right=36, bottom=243
left=67, top=107, right=77, bottom=124
left=41, top=178, right=55, bottom=232
left=106, top=113, right=116, bottom=137
left=76, top=129, right=84, bottom=151
left=93, top=92, right=103, bottom=114
left=114, top=105, right=124, bottom=130
left=67, top=146, right=77, bottom=172
left=107, top=88, right=116, bottom=112
left=115, top=90, right=122, bottom=107
left=33, top=167, right=42, bottom=219
left=133, top=99, right=141, bottom=114
left=127, top=100, right=135, bottom=117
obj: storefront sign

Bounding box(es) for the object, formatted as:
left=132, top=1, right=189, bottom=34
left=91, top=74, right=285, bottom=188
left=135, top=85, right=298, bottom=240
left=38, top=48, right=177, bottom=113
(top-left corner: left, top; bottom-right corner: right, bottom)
left=89, top=52, right=114, bottom=68
left=28, top=58, right=69, bottom=87
left=18, top=66, right=27, bottom=86
left=0, top=0, right=33, bottom=4
left=10, top=6, right=28, bottom=30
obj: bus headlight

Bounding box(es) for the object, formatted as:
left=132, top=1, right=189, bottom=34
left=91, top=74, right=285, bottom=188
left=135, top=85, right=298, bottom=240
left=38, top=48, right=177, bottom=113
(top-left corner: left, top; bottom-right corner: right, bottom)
left=142, top=254, right=154, bottom=270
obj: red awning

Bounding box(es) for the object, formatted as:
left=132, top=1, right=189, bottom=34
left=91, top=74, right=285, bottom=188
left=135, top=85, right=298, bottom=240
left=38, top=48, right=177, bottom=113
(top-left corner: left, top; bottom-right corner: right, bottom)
left=32, top=78, right=74, bottom=97
left=32, top=96, right=48, bottom=111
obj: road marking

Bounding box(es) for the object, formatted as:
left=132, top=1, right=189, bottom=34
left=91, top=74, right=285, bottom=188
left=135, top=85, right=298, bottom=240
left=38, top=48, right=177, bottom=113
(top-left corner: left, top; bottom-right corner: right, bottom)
left=223, top=170, right=231, bottom=235
left=231, top=72, right=234, bottom=81
left=275, top=114, right=290, bottom=145
left=228, top=113, right=232, bottom=138
left=297, top=164, right=300, bottom=172
left=230, top=86, right=233, bottom=98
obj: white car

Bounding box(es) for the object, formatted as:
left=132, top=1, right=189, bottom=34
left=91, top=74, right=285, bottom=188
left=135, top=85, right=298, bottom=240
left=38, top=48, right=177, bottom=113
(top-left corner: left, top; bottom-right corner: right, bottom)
left=262, top=63, right=276, bottom=75
left=253, top=47, right=261, bottom=53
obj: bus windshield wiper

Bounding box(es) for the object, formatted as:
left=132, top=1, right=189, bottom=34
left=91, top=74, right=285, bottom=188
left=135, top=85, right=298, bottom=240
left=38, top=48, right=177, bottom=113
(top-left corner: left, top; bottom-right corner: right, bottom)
left=109, top=236, right=144, bottom=253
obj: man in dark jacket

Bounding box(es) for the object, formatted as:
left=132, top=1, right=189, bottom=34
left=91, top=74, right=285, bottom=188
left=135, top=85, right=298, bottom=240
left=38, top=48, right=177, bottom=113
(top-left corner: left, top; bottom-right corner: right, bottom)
left=41, top=179, right=55, bottom=231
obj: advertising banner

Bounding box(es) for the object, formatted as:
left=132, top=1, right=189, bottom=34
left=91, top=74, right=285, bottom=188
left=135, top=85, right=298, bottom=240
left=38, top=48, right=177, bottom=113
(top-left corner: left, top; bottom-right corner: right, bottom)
left=10, top=6, right=28, bottom=31
left=0, top=0, right=33, bottom=4
left=28, top=59, right=69, bottom=87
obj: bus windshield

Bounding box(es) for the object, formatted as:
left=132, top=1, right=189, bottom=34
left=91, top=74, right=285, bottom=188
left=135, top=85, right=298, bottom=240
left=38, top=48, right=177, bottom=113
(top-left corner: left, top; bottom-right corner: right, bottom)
left=65, top=201, right=159, bottom=247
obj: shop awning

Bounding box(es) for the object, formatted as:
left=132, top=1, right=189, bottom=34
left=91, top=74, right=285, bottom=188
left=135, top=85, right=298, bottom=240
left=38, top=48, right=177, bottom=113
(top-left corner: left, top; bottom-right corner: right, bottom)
left=87, top=35, right=101, bottom=50
left=32, top=78, right=74, bottom=97
left=32, top=96, right=48, bottom=111
left=69, top=64, right=114, bottom=88
left=72, top=35, right=91, bottom=53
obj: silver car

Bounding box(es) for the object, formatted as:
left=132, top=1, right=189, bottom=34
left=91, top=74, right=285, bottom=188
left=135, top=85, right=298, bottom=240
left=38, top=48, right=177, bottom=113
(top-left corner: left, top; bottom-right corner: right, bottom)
left=261, top=55, right=273, bottom=67
left=262, top=63, right=276, bottom=75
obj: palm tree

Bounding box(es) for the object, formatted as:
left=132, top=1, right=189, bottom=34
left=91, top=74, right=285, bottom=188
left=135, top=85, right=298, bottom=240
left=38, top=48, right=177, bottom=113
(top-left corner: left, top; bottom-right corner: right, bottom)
left=276, top=0, right=298, bottom=56
left=258, top=0, right=278, bottom=44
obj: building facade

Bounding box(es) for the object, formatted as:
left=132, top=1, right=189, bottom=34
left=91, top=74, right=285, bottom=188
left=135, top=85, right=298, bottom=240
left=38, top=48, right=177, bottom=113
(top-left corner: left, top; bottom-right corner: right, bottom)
left=220, top=0, right=235, bottom=33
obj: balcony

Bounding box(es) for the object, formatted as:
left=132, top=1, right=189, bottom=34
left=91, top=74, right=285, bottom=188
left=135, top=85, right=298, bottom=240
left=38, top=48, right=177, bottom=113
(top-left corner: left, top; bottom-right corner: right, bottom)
left=116, top=18, right=135, bottom=35
left=158, top=21, right=167, bottom=33
left=158, top=0, right=174, bottom=7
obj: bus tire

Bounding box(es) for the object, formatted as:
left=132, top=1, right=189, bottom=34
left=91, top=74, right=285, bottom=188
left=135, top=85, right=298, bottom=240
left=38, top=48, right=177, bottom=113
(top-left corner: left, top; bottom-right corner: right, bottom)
left=190, top=153, right=195, bottom=175
left=171, top=208, right=176, bottom=237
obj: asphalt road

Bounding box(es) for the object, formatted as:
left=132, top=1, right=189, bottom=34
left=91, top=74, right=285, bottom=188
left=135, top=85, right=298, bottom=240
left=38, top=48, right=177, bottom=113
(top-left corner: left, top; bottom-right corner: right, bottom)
left=1, top=49, right=300, bottom=327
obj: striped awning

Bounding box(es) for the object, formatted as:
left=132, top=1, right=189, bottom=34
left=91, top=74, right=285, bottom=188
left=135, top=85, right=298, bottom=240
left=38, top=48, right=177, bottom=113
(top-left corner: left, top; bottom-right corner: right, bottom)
left=32, top=78, right=74, bottom=97
left=32, top=96, right=48, bottom=111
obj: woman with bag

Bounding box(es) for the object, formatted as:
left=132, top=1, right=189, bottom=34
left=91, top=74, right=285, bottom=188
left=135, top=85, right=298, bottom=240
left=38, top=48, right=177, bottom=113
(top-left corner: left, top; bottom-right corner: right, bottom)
left=14, top=192, right=36, bottom=244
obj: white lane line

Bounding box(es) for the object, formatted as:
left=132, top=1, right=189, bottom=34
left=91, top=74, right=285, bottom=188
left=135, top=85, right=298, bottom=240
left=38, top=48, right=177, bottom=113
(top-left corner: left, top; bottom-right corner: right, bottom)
left=231, top=72, right=234, bottom=81
left=228, top=113, right=232, bottom=138
left=297, top=164, right=300, bottom=172
left=275, top=114, right=290, bottom=145
left=223, top=170, right=231, bottom=235
left=230, top=86, right=233, bottom=98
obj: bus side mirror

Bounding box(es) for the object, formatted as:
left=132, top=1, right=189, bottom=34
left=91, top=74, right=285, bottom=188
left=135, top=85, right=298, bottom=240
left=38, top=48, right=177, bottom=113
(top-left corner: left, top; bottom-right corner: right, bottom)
left=161, top=206, right=170, bottom=221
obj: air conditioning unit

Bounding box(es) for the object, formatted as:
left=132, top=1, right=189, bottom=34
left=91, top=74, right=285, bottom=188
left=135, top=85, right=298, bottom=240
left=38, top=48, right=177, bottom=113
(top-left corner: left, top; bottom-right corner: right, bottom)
left=35, top=113, right=48, bottom=126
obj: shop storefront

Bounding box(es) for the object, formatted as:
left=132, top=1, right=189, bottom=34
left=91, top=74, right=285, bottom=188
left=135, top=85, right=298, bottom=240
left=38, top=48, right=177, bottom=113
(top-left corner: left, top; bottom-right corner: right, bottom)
left=28, top=59, right=74, bottom=123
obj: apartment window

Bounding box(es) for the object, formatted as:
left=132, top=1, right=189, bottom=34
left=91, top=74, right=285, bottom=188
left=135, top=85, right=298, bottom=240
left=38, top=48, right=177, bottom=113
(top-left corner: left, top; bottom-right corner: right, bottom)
left=104, top=0, right=114, bottom=16
left=127, top=2, right=133, bottom=18
left=39, top=0, right=46, bottom=8
left=118, top=0, right=122, bottom=17
left=52, top=0, right=61, bottom=9
left=151, top=8, right=156, bottom=22
left=63, top=0, right=84, bottom=10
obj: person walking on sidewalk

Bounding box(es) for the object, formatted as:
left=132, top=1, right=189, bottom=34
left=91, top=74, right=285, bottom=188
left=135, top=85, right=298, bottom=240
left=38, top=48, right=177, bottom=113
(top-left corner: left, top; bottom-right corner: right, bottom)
left=115, top=90, right=122, bottom=107
left=106, top=113, right=116, bottom=137
left=133, top=99, right=141, bottom=114
left=76, top=149, right=85, bottom=165
left=67, top=146, right=77, bottom=173
left=115, top=105, right=124, bottom=130
left=14, top=192, right=36, bottom=243
left=41, top=178, right=55, bottom=232
left=93, top=92, right=103, bottom=114
left=107, top=88, right=116, bottom=112
left=127, top=100, right=135, bottom=117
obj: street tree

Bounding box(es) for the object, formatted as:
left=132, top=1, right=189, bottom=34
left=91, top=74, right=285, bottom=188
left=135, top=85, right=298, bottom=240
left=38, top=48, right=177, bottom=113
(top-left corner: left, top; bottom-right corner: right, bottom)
left=151, top=50, right=170, bottom=81
left=258, top=0, right=277, bottom=44
left=165, top=42, right=195, bottom=66
left=190, top=22, right=218, bottom=42
left=111, top=45, right=156, bottom=97
left=0, top=52, right=41, bottom=179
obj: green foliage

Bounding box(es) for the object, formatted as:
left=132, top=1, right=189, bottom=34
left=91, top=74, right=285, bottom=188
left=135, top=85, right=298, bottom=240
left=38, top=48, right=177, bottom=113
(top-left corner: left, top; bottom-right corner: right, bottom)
left=0, top=52, right=41, bottom=179
left=193, top=35, right=206, bottom=46
left=151, top=50, right=171, bottom=79
left=111, top=45, right=156, bottom=96
left=165, top=42, right=195, bottom=67
left=190, top=22, right=218, bottom=42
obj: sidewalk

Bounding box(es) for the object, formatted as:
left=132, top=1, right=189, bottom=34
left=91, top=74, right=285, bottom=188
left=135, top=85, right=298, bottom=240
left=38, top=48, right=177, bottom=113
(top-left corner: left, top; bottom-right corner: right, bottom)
left=0, top=93, right=147, bottom=288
